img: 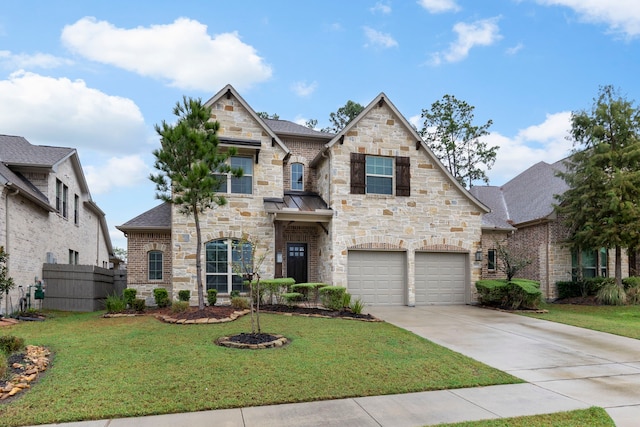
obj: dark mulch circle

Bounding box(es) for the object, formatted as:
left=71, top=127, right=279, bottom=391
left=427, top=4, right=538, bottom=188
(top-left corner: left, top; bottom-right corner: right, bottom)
left=227, top=333, right=282, bottom=345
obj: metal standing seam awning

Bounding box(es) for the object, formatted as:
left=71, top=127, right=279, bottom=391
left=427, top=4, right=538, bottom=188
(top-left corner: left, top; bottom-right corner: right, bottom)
left=264, top=191, right=333, bottom=228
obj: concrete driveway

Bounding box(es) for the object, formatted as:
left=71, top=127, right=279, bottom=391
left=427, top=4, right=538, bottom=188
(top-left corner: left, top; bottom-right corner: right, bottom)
left=368, top=305, right=640, bottom=427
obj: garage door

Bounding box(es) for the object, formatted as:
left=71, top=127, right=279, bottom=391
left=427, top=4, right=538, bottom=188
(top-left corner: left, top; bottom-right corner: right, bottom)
left=415, top=252, right=467, bottom=305
left=347, top=251, right=406, bottom=305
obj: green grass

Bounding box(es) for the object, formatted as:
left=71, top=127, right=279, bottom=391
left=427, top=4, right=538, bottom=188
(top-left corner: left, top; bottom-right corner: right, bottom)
left=522, top=302, right=640, bottom=339
left=436, top=407, right=614, bottom=427
left=0, top=311, right=520, bottom=426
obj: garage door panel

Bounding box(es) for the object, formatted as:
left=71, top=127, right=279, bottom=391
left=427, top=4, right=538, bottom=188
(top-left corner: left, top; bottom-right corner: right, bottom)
left=348, top=251, right=405, bottom=306
left=415, top=252, right=467, bottom=305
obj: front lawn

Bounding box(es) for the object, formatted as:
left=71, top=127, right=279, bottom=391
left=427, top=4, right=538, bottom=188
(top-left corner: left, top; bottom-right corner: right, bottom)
left=0, top=311, right=519, bottom=426
left=437, top=407, right=614, bottom=427
left=522, top=302, right=640, bottom=339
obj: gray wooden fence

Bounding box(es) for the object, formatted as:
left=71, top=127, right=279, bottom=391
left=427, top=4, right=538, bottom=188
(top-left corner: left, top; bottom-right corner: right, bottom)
left=41, top=264, right=127, bottom=312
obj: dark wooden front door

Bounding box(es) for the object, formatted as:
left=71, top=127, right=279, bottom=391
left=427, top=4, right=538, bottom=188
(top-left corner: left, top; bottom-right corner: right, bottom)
left=287, top=243, right=308, bottom=284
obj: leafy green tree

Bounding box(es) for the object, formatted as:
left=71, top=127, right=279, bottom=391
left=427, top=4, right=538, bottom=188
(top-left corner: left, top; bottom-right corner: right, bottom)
left=150, top=97, right=242, bottom=309
left=495, top=240, right=531, bottom=282
left=556, top=85, right=640, bottom=287
left=256, top=112, right=280, bottom=120
left=420, top=94, right=497, bottom=188
left=305, top=118, right=318, bottom=129
left=113, top=247, right=127, bottom=263
left=0, top=247, right=15, bottom=316
left=322, top=100, right=364, bottom=133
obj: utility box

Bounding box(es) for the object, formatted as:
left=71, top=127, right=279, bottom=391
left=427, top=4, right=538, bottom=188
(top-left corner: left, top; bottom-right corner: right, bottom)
left=34, top=281, right=45, bottom=300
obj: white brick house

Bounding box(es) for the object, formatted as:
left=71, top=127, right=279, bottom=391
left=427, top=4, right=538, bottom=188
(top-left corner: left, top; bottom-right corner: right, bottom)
left=0, top=135, right=113, bottom=313
left=119, top=85, right=488, bottom=306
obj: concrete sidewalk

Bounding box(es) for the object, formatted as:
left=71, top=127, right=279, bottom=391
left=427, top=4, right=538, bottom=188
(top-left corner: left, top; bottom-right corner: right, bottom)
left=32, top=305, right=640, bottom=427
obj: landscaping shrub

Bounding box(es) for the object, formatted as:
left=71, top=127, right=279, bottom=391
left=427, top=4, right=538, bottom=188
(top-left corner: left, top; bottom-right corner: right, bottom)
left=261, top=278, right=295, bottom=304
left=153, top=288, right=170, bottom=308
left=171, top=300, right=189, bottom=313
left=556, top=281, right=583, bottom=299
left=230, top=290, right=240, bottom=298
left=319, top=286, right=347, bottom=311
left=282, top=292, right=304, bottom=306
left=131, top=298, right=146, bottom=312
left=623, top=276, right=640, bottom=289
left=292, top=283, right=328, bottom=307
left=506, top=279, right=541, bottom=309
left=104, top=293, right=126, bottom=313
left=0, top=352, right=7, bottom=380
left=627, top=284, right=640, bottom=305
left=475, top=279, right=508, bottom=306
left=596, top=282, right=627, bottom=305
left=585, top=277, right=611, bottom=296
left=0, top=335, right=24, bottom=354
left=231, top=296, right=249, bottom=310
left=342, top=292, right=352, bottom=308
left=178, top=290, right=191, bottom=302
left=350, top=298, right=365, bottom=314
left=249, top=282, right=266, bottom=304
left=207, top=289, right=217, bottom=306
left=123, top=288, right=137, bottom=307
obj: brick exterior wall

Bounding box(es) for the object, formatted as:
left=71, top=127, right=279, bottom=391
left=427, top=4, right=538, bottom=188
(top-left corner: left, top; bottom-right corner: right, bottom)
left=280, top=137, right=325, bottom=193
left=126, top=231, right=172, bottom=302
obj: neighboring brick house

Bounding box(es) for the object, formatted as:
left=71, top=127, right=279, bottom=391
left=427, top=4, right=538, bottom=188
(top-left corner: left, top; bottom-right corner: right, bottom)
left=119, top=84, right=489, bottom=306
left=0, top=135, right=113, bottom=314
left=471, top=159, right=628, bottom=299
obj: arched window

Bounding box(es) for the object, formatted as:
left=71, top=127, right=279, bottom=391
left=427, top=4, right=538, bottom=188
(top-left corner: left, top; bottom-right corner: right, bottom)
left=205, top=239, right=252, bottom=293
left=291, top=163, right=304, bottom=191
left=148, top=251, right=163, bottom=281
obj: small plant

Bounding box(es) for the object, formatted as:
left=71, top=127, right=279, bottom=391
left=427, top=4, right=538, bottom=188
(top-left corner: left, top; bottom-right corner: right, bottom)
left=0, top=352, right=7, bottom=380
left=596, top=282, right=627, bottom=305
left=131, top=298, right=146, bottom=312
left=171, top=300, right=189, bottom=313
left=350, top=298, right=365, bottom=314
left=229, top=290, right=240, bottom=298
left=231, top=296, right=249, bottom=310
left=627, top=285, right=640, bottom=305
left=292, top=283, right=328, bottom=307
left=207, top=289, right=217, bottom=306
left=123, top=288, right=137, bottom=308
left=319, top=286, right=347, bottom=311
left=104, top=293, right=126, bottom=313
left=153, top=288, right=170, bottom=308
left=0, top=335, right=25, bottom=354
left=178, top=290, right=191, bottom=302
left=342, top=292, right=352, bottom=309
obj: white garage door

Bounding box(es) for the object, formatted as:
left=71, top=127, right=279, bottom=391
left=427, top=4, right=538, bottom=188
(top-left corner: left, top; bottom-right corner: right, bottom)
left=415, top=252, right=467, bottom=305
left=347, top=251, right=406, bottom=305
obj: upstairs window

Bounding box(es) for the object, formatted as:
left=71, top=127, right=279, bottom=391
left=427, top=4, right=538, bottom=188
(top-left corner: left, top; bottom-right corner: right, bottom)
left=148, top=251, right=163, bottom=281
left=350, top=153, right=410, bottom=196
left=74, top=194, right=80, bottom=225
left=216, top=156, right=253, bottom=194
left=291, top=163, right=304, bottom=191
left=56, top=179, right=69, bottom=218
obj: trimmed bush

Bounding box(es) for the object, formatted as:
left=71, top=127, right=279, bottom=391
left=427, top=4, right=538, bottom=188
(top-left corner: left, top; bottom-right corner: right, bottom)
left=556, top=281, right=582, bottom=299
left=261, top=278, right=296, bottom=304
left=153, top=288, right=170, bottom=308
left=104, top=293, right=126, bottom=313
left=207, top=289, right=217, bottom=306
left=319, top=286, right=347, bottom=311
left=171, top=300, right=189, bottom=313
left=123, top=288, right=137, bottom=307
left=178, top=290, right=191, bottom=302
left=231, top=296, right=249, bottom=310
left=476, top=279, right=541, bottom=309
left=596, top=282, right=627, bottom=305
left=131, top=298, right=146, bottom=312
left=282, top=292, right=304, bottom=306
left=292, top=283, right=329, bottom=307
left=0, top=335, right=24, bottom=355
left=585, top=277, right=611, bottom=296
left=475, top=279, right=508, bottom=306
left=623, top=276, right=640, bottom=289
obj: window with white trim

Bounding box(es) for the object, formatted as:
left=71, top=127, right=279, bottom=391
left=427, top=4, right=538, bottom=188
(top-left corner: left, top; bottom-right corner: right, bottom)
left=216, top=156, right=253, bottom=194
left=291, top=163, right=304, bottom=191
left=365, top=156, right=393, bottom=195
left=206, top=239, right=252, bottom=294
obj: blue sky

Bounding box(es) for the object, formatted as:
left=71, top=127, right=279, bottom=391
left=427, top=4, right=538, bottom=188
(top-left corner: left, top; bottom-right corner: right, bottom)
left=1, top=0, right=639, bottom=250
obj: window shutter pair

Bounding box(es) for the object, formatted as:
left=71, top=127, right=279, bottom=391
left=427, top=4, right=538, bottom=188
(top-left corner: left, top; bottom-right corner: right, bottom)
left=350, top=153, right=410, bottom=196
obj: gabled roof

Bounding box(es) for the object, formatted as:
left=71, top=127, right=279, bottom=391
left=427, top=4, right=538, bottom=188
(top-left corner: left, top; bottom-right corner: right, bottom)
left=0, top=162, right=54, bottom=212
left=204, top=85, right=291, bottom=156
left=117, top=202, right=171, bottom=233
left=0, top=134, right=75, bottom=169
left=263, top=118, right=334, bottom=140
left=311, top=92, right=489, bottom=213
left=469, top=186, right=515, bottom=231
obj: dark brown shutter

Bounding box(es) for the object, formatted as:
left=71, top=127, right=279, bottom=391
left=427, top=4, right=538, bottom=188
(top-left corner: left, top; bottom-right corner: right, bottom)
left=395, top=156, right=410, bottom=196
left=350, top=152, right=366, bottom=194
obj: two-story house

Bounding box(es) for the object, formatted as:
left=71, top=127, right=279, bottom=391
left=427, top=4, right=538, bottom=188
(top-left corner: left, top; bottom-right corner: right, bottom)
left=0, top=135, right=113, bottom=314
left=118, top=85, right=488, bottom=306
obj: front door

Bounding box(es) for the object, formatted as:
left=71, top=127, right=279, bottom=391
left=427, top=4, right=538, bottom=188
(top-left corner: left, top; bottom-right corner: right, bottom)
left=287, top=243, right=308, bottom=284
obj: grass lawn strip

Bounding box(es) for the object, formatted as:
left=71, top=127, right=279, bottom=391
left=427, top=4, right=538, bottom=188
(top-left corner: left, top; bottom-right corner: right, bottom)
left=0, top=311, right=519, bottom=426
left=435, top=406, right=614, bottom=427
left=521, top=303, right=640, bottom=340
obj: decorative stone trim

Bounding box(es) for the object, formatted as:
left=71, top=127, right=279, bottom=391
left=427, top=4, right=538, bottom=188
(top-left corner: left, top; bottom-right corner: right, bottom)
left=418, top=244, right=469, bottom=252
left=215, top=334, right=289, bottom=349
left=156, top=309, right=250, bottom=324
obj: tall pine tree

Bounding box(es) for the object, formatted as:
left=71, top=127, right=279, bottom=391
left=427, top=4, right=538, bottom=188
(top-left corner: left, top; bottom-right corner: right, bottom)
left=556, top=86, right=640, bottom=287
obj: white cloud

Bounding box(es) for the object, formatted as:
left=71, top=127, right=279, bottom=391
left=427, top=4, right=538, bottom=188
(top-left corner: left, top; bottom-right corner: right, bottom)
left=537, top=0, right=640, bottom=38
left=506, top=42, right=524, bottom=55
left=363, top=26, right=399, bottom=48
left=61, top=17, right=272, bottom=91
left=431, top=17, right=502, bottom=65
left=291, top=81, right=318, bottom=97
left=84, top=155, right=150, bottom=195
left=486, top=112, right=573, bottom=185
left=0, top=51, right=73, bottom=69
left=0, top=71, right=147, bottom=154
left=371, top=2, right=392, bottom=14
left=417, top=0, right=460, bottom=13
